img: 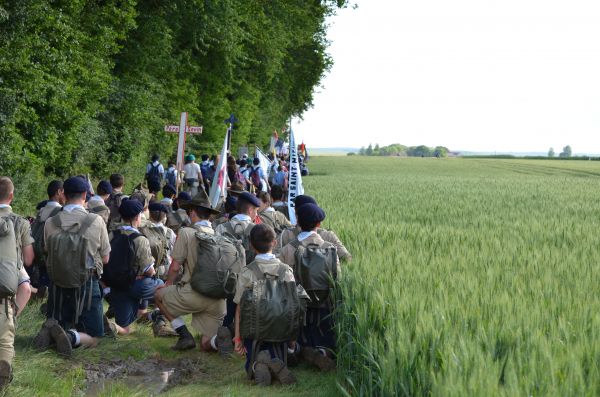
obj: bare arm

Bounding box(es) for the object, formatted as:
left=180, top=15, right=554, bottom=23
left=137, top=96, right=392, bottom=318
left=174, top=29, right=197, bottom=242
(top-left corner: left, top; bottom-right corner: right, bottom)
left=165, top=260, right=182, bottom=286
left=22, top=244, right=34, bottom=267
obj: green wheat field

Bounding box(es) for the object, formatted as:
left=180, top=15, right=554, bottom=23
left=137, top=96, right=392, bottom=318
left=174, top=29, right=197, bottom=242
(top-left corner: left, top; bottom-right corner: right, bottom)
left=8, top=156, right=600, bottom=396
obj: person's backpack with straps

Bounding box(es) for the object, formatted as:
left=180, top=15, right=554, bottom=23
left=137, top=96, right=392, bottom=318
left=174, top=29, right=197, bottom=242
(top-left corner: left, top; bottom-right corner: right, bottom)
left=290, top=239, right=338, bottom=308
left=31, top=206, right=62, bottom=266
left=190, top=232, right=245, bottom=299
left=221, top=221, right=255, bottom=264
left=102, top=229, right=142, bottom=291
left=0, top=216, right=20, bottom=300
left=139, top=224, right=169, bottom=270
left=45, top=214, right=97, bottom=289
left=239, top=262, right=308, bottom=366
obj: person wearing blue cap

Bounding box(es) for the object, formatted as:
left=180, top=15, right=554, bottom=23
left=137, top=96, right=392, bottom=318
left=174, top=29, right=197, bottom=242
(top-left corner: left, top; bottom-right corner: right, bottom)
left=34, top=176, right=111, bottom=357
left=102, top=199, right=165, bottom=336
left=279, top=203, right=340, bottom=372
left=213, top=195, right=238, bottom=229
left=277, top=195, right=352, bottom=262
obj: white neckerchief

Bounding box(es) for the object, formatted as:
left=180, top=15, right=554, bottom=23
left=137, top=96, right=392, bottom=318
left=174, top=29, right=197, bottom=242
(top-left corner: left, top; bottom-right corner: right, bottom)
left=298, top=231, right=317, bottom=242
left=89, top=195, right=104, bottom=203
left=264, top=207, right=275, bottom=213
left=160, top=198, right=173, bottom=205
left=255, top=253, right=276, bottom=261
left=63, top=204, right=85, bottom=213
left=46, top=200, right=61, bottom=208
left=152, top=161, right=160, bottom=166
left=195, top=220, right=212, bottom=228
left=0, top=204, right=10, bottom=209
left=120, top=225, right=140, bottom=233
left=272, top=201, right=285, bottom=207
left=232, top=214, right=251, bottom=222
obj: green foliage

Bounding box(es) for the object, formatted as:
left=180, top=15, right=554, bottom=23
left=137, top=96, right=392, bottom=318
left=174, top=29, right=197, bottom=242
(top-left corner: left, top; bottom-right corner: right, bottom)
left=548, top=147, right=555, bottom=157
left=0, top=0, right=348, bottom=215
left=559, top=145, right=572, bottom=158
left=357, top=143, right=447, bottom=157
left=303, top=156, right=600, bottom=396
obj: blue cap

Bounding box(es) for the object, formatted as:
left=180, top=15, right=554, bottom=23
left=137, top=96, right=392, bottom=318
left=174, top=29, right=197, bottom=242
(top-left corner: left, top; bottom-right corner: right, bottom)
left=296, top=203, right=326, bottom=224
left=294, top=195, right=317, bottom=208
left=119, top=199, right=144, bottom=219
left=149, top=202, right=168, bottom=213
left=97, top=180, right=113, bottom=195
left=63, top=176, right=89, bottom=194
left=177, top=191, right=192, bottom=201
left=162, top=184, right=176, bottom=197
left=238, top=192, right=261, bottom=207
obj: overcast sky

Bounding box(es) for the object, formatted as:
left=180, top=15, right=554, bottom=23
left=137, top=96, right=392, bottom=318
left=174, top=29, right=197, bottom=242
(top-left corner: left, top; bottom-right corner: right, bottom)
left=294, top=0, right=600, bottom=154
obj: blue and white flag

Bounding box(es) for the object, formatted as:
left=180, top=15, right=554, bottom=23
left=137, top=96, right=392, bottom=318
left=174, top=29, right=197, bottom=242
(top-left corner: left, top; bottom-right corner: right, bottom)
left=287, top=128, right=305, bottom=225
left=209, top=129, right=230, bottom=209
left=255, top=146, right=271, bottom=192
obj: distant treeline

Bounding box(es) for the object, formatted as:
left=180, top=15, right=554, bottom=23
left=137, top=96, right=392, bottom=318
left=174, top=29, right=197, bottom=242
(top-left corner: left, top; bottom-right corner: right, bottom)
left=350, top=144, right=450, bottom=157
left=465, top=155, right=600, bottom=161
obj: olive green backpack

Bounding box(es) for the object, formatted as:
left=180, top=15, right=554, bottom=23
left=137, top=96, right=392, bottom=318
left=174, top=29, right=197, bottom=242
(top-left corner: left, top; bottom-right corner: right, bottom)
left=0, top=216, right=20, bottom=300
left=139, top=224, right=169, bottom=268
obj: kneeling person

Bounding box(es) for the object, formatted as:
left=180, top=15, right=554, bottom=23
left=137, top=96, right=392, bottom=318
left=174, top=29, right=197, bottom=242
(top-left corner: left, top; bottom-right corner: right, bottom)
left=234, top=224, right=297, bottom=386
left=154, top=192, right=231, bottom=353
left=103, top=199, right=163, bottom=335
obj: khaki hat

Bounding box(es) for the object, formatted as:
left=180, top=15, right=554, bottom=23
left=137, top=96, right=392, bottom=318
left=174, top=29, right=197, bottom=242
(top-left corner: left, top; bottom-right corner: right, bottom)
left=180, top=190, right=221, bottom=215
left=227, top=182, right=245, bottom=195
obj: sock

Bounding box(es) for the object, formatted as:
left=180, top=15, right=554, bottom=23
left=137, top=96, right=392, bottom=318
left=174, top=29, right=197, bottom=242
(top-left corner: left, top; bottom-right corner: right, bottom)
left=103, top=287, right=111, bottom=296
left=317, top=347, right=327, bottom=357
left=67, top=329, right=81, bottom=347
left=171, top=317, right=185, bottom=330
left=210, top=335, right=218, bottom=350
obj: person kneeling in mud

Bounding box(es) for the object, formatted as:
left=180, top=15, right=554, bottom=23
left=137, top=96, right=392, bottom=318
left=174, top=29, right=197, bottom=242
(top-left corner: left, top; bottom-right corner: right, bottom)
left=102, top=199, right=164, bottom=335
left=234, top=224, right=300, bottom=386
left=153, top=192, right=232, bottom=354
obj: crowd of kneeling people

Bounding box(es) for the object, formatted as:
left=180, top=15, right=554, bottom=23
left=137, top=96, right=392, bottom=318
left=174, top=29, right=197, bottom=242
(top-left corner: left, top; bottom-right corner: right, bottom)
left=0, top=155, right=350, bottom=389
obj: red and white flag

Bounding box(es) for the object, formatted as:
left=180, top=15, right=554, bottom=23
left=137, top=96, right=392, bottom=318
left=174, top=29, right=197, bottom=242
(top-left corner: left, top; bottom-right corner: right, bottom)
left=209, top=129, right=230, bottom=209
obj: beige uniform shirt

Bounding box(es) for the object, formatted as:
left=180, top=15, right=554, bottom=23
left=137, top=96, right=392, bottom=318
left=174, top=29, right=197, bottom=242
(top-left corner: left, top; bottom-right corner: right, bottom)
left=214, top=216, right=254, bottom=237
left=87, top=197, right=110, bottom=225
left=171, top=222, right=214, bottom=284
left=259, top=208, right=292, bottom=231
left=279, top=232, right=341, bottom=277
left=0, top=205, right=34, bottom=284
left=277, top=226, right=352, bottom=262
left=38, top=201, right=62, bottom=222
left=44, top=204, right=110, bottom=273
left=233, top=255, right=294, bottom=304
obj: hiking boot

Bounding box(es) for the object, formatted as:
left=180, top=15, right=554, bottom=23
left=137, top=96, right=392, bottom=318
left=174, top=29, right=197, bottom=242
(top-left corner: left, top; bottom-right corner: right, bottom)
left=104, top=315, right=117, bottom=338
left=216, top=326, right=233, bottom=357
left=267, top=357, right=296, bottom=385
left=49, top=322, right=73, bottom=357
left=33, top=318, right=58, bottom=351
left=152, top=317, right=178, bottom=337
left=0, top=360, right=12, bottom=388
left=171, top=325, right=196, bottom=351
left=253, top=350, right=272, bottom=386
left=300, top=347, right=336, bottom=371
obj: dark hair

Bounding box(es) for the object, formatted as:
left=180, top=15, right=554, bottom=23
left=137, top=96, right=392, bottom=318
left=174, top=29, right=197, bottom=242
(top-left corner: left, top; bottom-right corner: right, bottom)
left=96, top=182, right=111, bottom=196
left=239, top=159, right=247, bottom=167
left=201, top=154, right=209, bottom=161
left=162, top=184, right=176, bottom=199
left=110, top=174, right=124, bottom=188
left=47, top=180, right=63, bottom=198
left=236, top=198, right=254, bottom=215
left=270, top=185, right=284, bottom=201
left=253, top=158, right=260, bottom=166
left=257, top=191, right=271, bottom=206
left=277, top=165, right=283, bottom=172
left=189, top=206, right=212, bottom=220
left=151, top=154, right=160, bottom=162
left=149, top=210, right=166, bottom=223
left=250, top=224, right=276, bottom=254
left=65, top=191, right=86, bottom=201
left=168, top=161, right=175, bottom=167
left=298, top=217, right=319, bottom=232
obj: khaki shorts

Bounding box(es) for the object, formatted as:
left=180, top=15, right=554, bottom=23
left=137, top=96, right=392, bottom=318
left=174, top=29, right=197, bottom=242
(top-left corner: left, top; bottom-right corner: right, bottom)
left=0, top=301, right=15, bottom=364
left=160, top=283, right=225, bottom=337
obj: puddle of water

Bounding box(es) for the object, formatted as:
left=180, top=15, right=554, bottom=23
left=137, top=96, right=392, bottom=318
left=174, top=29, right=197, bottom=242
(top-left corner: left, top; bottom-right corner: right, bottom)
left=85, top=358, right=205, bottom=396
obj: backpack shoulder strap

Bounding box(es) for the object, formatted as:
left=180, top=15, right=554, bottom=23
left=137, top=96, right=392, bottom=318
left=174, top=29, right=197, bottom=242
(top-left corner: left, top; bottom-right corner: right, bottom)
left=79, top=214, right=97, bottom=235
left=276, top=264, right=289, bottom=280
left=289, top=238, right=301, bottom=250
left=49, top=206, right=62, bottom=218
left=247, top=261, right=263, bottom=280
